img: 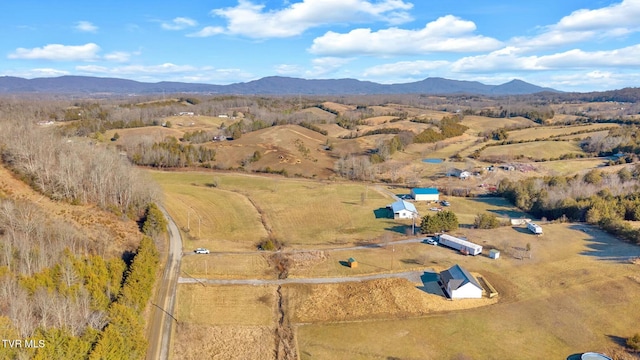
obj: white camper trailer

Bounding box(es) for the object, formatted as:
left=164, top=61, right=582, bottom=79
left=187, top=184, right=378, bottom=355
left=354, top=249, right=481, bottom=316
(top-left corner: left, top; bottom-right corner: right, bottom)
left=527, top=222, right=543, bottom=235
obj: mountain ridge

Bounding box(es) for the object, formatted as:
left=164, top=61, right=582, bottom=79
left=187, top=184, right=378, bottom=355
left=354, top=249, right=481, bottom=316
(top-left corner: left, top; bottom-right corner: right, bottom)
left=0, top=75, right=558, bottom=96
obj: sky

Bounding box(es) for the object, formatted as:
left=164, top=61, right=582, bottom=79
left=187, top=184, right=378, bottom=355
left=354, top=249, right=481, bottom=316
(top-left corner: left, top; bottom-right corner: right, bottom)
left=1, top=0, right=640, bottom=92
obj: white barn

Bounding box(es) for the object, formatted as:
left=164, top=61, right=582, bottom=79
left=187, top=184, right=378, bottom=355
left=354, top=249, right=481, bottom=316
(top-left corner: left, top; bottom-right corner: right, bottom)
left=440, top=264, right=483, bottom=299
left=447, top=168, right=471, bottom=179
left=388, top=200, right=419, bottom=220
left=411, top=188, right=439, bottom=202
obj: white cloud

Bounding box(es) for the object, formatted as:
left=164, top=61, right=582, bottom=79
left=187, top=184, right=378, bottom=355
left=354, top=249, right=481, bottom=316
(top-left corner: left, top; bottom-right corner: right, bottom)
left=77, top=63, right=202, bottom=75
left=8, top=43, right=101, bottom=61
left=75, top=63, right=252, bottom=84
left=161, top=17, right=198, bottom=30
left=511, top=0, right=640, bottom=52
left=104, top=51, right=132, bottom=62
left=556, top=0, right=640, bottom=32
left=203, top=0, right=413, bottom=38
left=309, top=15, right=502, bottom=56
left=548, top=70, right=640, bottom=91
left=451, top=44, right=640, bottom=73
left=75, top=21, right=98, bottom=33
left=188, top=26, right=225, bottom=37
left=363, top=60, right=449, bottom=78
left=2, top=68, right=70, bottom=78
left=275, top=57, right=354, bottom=77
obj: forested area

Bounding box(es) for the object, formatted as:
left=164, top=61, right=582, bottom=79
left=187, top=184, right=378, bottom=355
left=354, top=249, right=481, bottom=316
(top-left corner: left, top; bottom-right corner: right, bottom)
left=497, top=167, right=640, bottom=244
left=0, top=98, right=164, bottom=359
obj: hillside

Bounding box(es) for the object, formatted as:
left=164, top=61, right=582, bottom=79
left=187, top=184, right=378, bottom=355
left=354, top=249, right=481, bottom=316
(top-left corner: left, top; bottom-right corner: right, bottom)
left=0, top=75, right=556, bottom=96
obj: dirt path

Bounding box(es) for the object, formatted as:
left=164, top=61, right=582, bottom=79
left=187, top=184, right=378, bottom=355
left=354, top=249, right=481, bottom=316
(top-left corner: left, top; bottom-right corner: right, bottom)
left=274, top=285, right=297, bottom=360
left=146, top=206, right=183, bottom=360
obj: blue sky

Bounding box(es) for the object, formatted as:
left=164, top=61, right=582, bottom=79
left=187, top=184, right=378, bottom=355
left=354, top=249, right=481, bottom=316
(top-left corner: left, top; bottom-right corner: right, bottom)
left=2, top=0, right=640, bottom=91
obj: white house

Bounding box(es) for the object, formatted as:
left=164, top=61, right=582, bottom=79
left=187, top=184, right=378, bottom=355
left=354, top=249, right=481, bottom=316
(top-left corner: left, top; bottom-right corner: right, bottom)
left=388, top=200, right=419, bottom=220
left=411, top=188, right=439, bottom=202
left=447, top=168, right=471, bottom=179
left=440, top=264, right=483, bottom=299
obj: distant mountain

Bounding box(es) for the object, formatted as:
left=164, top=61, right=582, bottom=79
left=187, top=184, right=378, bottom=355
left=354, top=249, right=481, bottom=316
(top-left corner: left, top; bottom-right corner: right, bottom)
left=0, top=75, right=558, bottom=96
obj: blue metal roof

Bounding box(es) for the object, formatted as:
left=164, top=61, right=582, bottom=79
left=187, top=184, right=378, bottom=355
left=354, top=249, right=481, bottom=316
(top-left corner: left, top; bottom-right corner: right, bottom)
left=412, top=188, right=439, bottom=195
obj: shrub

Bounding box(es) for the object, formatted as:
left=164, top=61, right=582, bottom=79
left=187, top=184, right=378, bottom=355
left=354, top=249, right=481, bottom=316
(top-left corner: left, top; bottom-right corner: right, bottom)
left=627, top=332, right=640, bottom=351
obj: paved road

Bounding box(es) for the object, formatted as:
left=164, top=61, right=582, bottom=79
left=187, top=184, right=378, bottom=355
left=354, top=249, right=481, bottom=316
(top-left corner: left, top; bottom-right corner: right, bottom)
left=146, top=206, right=183, bottom=360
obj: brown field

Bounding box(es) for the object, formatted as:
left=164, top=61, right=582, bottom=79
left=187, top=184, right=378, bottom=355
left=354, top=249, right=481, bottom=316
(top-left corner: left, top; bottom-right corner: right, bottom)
left=171, top=218, right=640, bottom=359
left=145, top=104, right=640, bottom=359
left=460, top=115, right=536, bottom=133
left=320, top=101, right=354, bottom=113
left=296, top=224, right=640, bottom=360
left=537, top=158, right=608, bottom=175
left=505, top=123, right=619, bottom=142
left=150, top=171, right=399, bottom=251
left=171, top=324, right=275, bottom=360
left=176, top=284, right=277, bottom=326
left=480, top=141, right=585, bottom=160
left=208, top=125, right=337, bottom=178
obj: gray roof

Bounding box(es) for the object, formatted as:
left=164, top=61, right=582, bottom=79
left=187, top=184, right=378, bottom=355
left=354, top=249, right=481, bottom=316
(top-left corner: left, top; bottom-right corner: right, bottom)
left=389, top=200, right=418, bottom=214
left=440, top=264, right=482, bottom=291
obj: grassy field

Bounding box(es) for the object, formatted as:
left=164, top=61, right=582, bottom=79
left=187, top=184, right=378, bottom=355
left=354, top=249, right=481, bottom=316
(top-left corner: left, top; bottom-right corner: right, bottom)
left=480, top=141, right=585, bottom=160
left=460, top=115, right=535, bottom=133
left=414, top=196, right=528, bottom=227
left=152, top=151, right=640, bottom=360
left=176, top=284, right=277, bottom=326
left=172, top=283, right=279, bottom=359
left=150, top=171, right=400, bottom=250
left=160, top=168, right=640, bottom=359
left=505, top=123, right=618, bottom=142
left=296, top=223, right=640, bottom=359
left=537, top=158, right=608, bottom=175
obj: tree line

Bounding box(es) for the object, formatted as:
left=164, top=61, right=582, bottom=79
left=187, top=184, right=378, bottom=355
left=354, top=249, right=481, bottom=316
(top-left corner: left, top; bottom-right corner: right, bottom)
left=497, top=167, right=640, bottom=244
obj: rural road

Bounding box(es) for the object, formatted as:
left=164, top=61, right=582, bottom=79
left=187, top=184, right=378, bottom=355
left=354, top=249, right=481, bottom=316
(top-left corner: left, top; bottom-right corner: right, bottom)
left=146, top=206, right=183, bottom=360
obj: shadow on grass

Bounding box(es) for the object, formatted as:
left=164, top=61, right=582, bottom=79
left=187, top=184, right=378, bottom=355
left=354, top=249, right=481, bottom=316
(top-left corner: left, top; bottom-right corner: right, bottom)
left=353, top=240, right=382, bottom=248
left=374, top=207, right=392, bottom=219
left=571, top=224, right=640, bottom=262
left=607, top=334, right=628, bottom=347
left=385, top=225, right=409, bottom=234
left=338, top=260, right=351, bottom=267
left=512, top=226, right=537, bottom=235
left=469, top=196, right=529, bottom=218
left=400, top=258, right=421, bottom=265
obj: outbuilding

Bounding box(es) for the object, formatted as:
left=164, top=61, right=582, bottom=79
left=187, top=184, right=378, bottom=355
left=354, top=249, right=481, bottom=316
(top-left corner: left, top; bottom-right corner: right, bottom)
left=489, top=249, right=500, bottom=259
left=411, top=188, right=439, bottom=202
left=440, top=264, right=483, bottom=299
left=348, top=257, right=358, bottom=268
left=447, top=168, right=471, bottom=179
left=388, top=200, right=419, bottom=220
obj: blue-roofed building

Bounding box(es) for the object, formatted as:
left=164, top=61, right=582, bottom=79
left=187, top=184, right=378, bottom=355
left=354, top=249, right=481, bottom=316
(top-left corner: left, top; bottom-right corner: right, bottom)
left=411, top=187, right=439, bottom=202
left=388, top=200, right=419, bottom=219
